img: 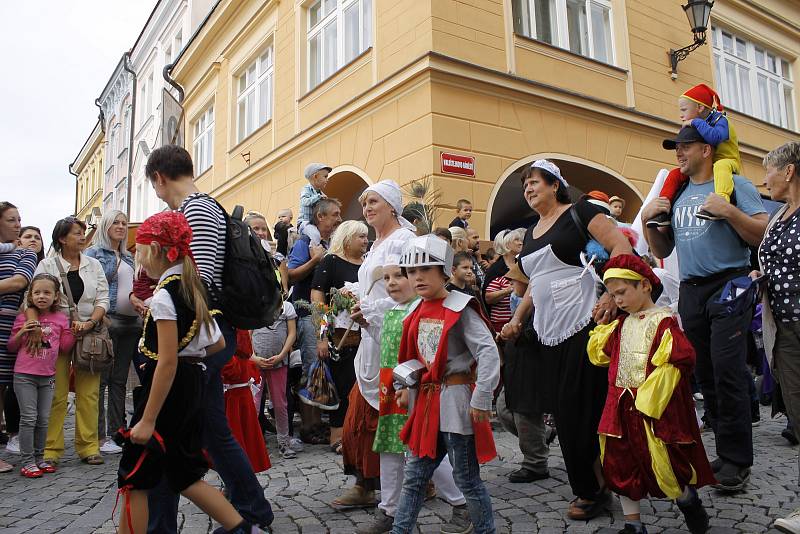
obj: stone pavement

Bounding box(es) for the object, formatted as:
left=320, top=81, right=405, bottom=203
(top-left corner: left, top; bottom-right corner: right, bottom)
left=0, top=404, right=798, bottom=533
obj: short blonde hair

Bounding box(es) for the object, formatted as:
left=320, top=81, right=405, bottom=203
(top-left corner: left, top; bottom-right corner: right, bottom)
left=449, top=226, right=467, bottom=251
left=493, top=228, right=525, bottom=255
left=328, top=220, right=369, bottom=259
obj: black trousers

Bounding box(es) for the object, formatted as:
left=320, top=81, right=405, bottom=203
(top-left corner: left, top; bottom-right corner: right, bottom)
left=539, top=324, right=608, bottom=500
left=679, top=269, right=754, bottom=468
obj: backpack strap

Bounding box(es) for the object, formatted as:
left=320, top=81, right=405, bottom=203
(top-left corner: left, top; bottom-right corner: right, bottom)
left=569, top=205, right=592, bottom=244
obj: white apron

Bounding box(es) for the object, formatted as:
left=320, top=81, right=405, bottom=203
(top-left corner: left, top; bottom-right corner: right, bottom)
left=521, top=244, right=598, bottom=346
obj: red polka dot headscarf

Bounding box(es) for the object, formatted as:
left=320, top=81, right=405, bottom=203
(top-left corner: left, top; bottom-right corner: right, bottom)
left=135, top=211, right=193, bottom=263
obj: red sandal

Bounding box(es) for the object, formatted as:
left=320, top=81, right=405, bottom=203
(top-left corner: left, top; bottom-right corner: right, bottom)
left=38, top=461, right=57, bottom=474
left=20, top=464, right=43, bottom=478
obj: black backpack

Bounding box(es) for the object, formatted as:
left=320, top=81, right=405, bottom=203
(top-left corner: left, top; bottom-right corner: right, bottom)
left=208, top=199, right=282, bottom=329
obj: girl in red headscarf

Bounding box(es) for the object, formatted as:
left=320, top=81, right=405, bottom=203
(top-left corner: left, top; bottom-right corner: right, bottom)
left=587, top=254, right=715, bottom=534
left=114, top=211, right=258, bottom=534
left=221, top=329, right=270, bottom=473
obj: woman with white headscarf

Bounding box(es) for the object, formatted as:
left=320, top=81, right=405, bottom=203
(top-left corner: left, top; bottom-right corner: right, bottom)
left=332, top=180, right=417, bottom=513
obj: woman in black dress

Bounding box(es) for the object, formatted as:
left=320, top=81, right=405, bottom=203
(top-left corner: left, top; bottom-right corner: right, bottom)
left=501, top=160, right=630, bottom=520
left=311, top=220, right=369, bottom=453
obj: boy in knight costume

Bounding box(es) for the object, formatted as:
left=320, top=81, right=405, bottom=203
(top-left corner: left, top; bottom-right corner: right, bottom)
left=371, top=259, right=471, bottom=533
left=391, top=235, right=499, bottom=534
left=587, top=254, right=715, bottom=534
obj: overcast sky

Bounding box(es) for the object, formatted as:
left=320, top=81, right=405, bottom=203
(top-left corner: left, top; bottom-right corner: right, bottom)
left=0, top=2, right=154, bottom=247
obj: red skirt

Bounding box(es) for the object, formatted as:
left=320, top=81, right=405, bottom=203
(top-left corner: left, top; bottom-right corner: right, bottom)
left=601, top=395, right=714, bottom=501
left=225, top=387, right=271, bottom=473
left=342, top=384, right=380, bottom=487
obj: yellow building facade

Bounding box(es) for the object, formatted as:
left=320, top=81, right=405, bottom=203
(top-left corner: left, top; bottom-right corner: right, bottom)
left=70, top=120, right=105, bottom=226
left=171, top=0, right=798, bottom=237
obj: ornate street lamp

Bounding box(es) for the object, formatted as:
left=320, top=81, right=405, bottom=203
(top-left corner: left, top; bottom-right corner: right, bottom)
left=668, top=0, right=714, bottom=78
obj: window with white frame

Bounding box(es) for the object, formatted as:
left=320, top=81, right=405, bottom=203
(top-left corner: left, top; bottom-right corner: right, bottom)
left=193, top=106, right=214, bottom=174
left=237, top=47, right=274, bottom=142
left=307, top=0, right=372, bottom=90
left=512, top=0, right=614, bottom=64
left=712, top=26, right=795, bottom=131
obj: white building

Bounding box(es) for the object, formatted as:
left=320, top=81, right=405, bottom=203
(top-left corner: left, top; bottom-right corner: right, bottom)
left=128, top=0, right=214, bottom=223
left=98, top=56, right=133, bottom=215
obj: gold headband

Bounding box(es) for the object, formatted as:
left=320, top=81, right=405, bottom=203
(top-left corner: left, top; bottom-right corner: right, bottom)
left=603, top=268, right=645, bottom=283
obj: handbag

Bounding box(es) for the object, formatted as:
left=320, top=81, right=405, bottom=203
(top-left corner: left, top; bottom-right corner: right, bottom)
left=55, top=256, right=114, bottom=374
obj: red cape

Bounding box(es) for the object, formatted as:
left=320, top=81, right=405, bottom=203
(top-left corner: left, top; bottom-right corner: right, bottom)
left=398, top=295, right=496, bottom=463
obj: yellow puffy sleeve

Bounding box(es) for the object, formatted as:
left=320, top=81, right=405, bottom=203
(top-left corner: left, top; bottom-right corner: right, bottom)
left=587, top=320, right=618, bottom=367
left=635, top=329, right=681, bottom=419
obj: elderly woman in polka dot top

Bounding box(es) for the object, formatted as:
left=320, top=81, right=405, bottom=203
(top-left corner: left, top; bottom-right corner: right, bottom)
left=754, top=141, right=800, bottom=533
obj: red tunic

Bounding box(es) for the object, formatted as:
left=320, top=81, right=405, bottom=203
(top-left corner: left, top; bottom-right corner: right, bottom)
left=222, top=330, right=271, bottom=473
left=594, top=312, right=714, bottom=500
left=398, top=296, right=496, bottom=464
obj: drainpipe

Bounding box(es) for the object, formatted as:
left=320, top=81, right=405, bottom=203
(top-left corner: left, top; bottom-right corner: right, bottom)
left=68, top=164, right=79, bottom=217
left=94, top=98, right=106, bottom=134
left=122, top=52, right=137, bottom=219
left=162, top=62, right=184, bottom=103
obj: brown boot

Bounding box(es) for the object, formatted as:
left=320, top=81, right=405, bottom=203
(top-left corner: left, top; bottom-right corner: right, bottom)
left=331, top=485, right=376, bottom=510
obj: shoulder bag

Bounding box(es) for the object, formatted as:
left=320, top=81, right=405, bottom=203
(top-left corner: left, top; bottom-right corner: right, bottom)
left=55, top=256, right=114, bottom=374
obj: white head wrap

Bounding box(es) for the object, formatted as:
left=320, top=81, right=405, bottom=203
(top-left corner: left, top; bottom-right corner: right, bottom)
left=361, top=180, right=417, bottom=231
left=530, top=159, right=569, bottom=188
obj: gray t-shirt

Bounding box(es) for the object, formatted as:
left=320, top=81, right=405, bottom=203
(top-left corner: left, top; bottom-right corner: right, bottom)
left=672, top=175, right=765, bottom=281
left=251, top=302, right=297, bottom=365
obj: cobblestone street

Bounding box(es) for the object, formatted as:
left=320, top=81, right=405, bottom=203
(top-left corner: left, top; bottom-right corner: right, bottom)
left=0, top=404, right=797, bottom=533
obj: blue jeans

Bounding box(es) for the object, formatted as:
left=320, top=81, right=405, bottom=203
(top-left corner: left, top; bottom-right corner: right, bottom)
left=391, top=432, right=494, bottom=534
left=146, top=319, right=273, bottom=532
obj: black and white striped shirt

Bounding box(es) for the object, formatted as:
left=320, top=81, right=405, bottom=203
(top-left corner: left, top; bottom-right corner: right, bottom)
left=179, top=192, right=226, bottom=291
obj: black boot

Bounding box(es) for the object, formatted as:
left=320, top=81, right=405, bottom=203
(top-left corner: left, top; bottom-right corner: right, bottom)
left=677, top=489, right=710, bottom=534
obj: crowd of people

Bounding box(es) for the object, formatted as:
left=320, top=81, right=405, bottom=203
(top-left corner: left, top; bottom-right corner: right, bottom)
left=0, top=83, right=799, bottom=534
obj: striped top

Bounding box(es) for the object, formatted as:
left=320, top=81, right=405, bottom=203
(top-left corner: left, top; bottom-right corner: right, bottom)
left=485, top=275, right=512, bottom=329
left=179, top=193, right=226, bottom=292
left=0, top=248, right=37, bottom=316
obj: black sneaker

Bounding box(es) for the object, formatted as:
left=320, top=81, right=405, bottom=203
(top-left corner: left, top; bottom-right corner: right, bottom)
left=676, top=492, right=710, bottom=534
left=508, top=467, right=550, bottom=483
left=751, top=401, right=761, bottom=427
left=712, top=462, right=750, bottom=492
left=695, top=208, right=722, bottom=221
left=618, top=524, right=648, bottom=534
left=782, top=427, right=799, bottom=446
left=710, top=457, right=723, bottom=472
left=646, top=212, right=671, bottom=228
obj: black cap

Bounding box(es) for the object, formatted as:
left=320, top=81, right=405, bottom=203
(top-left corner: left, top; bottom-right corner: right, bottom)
left=662, top=126, right=706, bottom=150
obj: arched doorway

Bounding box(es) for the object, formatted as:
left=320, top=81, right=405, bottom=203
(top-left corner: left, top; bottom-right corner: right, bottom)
left=327, top=165, right=371, bottom=222
left=486, top=155, right=644, bottom=238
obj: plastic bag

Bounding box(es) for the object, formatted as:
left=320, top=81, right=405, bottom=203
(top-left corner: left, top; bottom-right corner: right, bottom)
left=298, top=358, right=340, bottom=411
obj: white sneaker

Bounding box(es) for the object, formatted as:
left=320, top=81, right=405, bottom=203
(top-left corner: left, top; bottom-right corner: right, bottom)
left=5, top=435, right=19, bottom=454
left=693, top=392, right=704, bottom=401
left=288, top=437, right=304, bottom=452
left=775, top=508, right=800, bottom=533
left=100, top=439, right=123, bottom=454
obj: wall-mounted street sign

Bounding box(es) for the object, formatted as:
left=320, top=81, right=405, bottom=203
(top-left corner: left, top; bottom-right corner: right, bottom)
left=440, top=152, right=475, bottom=177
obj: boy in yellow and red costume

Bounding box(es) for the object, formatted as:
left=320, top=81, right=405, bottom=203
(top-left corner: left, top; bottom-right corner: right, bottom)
left=587, top=254, right=715, bottom=534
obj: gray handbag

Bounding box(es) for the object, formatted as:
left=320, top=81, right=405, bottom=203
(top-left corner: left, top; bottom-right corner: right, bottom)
left=55, top=257, right=114, bottom=374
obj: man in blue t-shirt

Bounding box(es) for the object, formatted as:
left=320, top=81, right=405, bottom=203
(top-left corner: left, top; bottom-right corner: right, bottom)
left=287, top=197, right=341, bottom=442
left=642, top=125, right=768, bottom=492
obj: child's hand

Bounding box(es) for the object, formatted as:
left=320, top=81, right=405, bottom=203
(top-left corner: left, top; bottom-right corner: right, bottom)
left=350, top=304, right=368, bottom=327
left=317, top=339, right=330, bottom=359
left=264, top=355, right=284, bottom=367
left=130, top=419, right=155, bottom=445
left=396, top=388, right=409, bottom=409
left=470, top=407, right=491, bottom=423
